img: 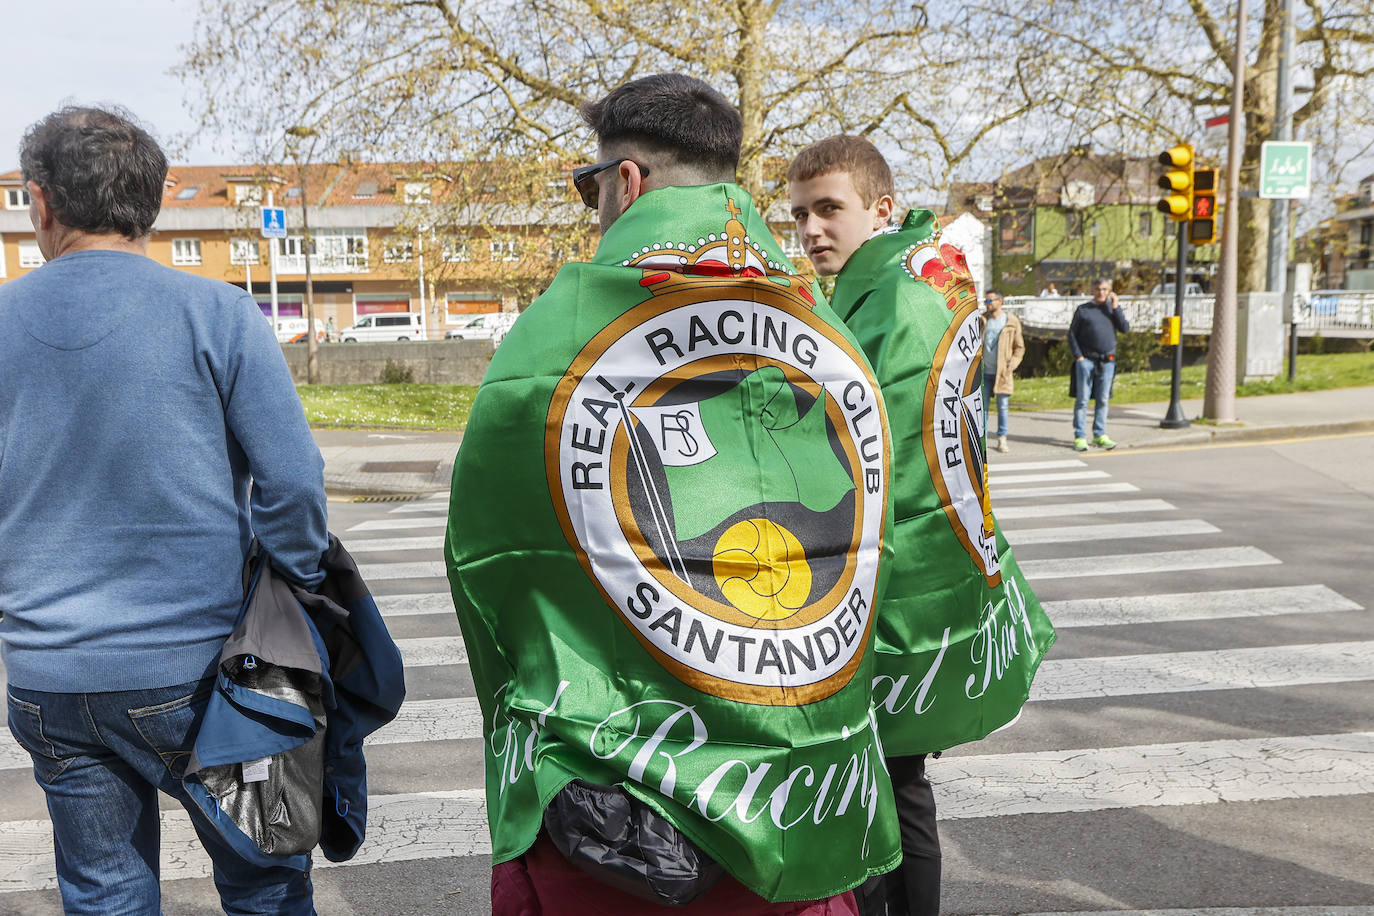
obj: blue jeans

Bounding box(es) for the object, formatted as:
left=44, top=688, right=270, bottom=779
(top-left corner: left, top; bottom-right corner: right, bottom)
left=1073, top=357, right=1116, bottom=439
left=6, top=678, right=315, bottom=915
left=982, top=374, right=1009, bottom=437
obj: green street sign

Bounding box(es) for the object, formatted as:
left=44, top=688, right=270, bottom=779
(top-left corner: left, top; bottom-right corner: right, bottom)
left=1259, top=141, right=1312, bottom=199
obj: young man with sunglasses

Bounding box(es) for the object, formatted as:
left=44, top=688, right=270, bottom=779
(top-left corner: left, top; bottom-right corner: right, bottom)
left=447, top=75, right=901, bottom=915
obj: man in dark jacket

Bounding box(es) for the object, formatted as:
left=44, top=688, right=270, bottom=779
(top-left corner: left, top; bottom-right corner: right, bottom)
left=1069, top=278, right=1131, bottom=450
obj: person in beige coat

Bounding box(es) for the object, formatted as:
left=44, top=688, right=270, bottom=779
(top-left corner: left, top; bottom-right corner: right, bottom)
left=980, top=290, right=1025, bottom=453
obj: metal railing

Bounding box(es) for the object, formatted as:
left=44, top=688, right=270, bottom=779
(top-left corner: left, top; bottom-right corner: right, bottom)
left=1007, top=291, right=1374, bottom=337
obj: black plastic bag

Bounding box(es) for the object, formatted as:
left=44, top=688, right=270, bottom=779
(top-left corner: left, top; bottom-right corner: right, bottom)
left=542, top=778, right=725, bottom=906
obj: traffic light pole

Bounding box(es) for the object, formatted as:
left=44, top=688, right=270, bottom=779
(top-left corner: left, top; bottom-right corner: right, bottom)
left=1161, top=222, right=1191, bottom=429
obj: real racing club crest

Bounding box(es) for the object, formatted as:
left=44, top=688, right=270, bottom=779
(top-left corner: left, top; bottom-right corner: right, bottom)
left=920, top=283, right=1001, bottom=587
left=545, top=202, right=890, bottom=706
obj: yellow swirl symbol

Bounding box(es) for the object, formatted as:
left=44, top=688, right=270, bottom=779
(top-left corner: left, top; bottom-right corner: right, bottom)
left=711, top=518, right=812, bottom=620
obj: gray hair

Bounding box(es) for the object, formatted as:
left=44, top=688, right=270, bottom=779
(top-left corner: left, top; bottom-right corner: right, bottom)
left=19, top=107, right=167, bottom=240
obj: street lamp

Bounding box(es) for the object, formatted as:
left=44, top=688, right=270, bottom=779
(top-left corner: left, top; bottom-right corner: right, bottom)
left=1090, top=221, right=1099, bottom=275
left=285, top=125, right=321, bottom=384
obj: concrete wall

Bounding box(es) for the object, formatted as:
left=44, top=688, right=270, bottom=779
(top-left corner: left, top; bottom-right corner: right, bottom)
left=281, top=340, right=493, bottom=385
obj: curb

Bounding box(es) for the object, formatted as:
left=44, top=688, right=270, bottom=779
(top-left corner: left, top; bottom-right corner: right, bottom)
left=1118, top=418, right=1374, bottom=451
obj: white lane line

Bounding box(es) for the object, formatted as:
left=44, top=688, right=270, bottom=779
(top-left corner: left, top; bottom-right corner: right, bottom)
left=1025, top=909, right=1374, bottom=916
left=1033, top=641, right=1374, bottom=701
left=0, top=696, right=482, bottom=774
left=989, top=470, right=1112, bottom=485
left=398, top=636, right=469, bottom=668
left=996, top=499, right=1176, bottom=520
left=366, top=697, right=482, bottom=745
left=0, top=790, right=490, bottom=894
left=1019, top=546, right=1279, bottom=581
left=387, top=504, right=450, bottom=514
left=994, top=482, right=1139, bottom=500
left=346, top=517, right=447, bottom=532
left=988, top=459, right=1088, bottom=472
left=376, top=592, right=454, bottom=617
left=1003, top=519, right=1218, bottom=546
left=5, top=734, right=1374, bottom=892
left=1045, top=584, right=1361, bottom=628
left=345, top=535, right=444, bottom=553
left=358, top=560, right=447, bottom=581
left=7, top=636, right=1371, bottom=774
left=934, top=732, right=1374, bottom=821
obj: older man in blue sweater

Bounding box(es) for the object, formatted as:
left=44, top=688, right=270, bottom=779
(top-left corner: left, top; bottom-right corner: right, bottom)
left=0, top=108, right=327, bottom=914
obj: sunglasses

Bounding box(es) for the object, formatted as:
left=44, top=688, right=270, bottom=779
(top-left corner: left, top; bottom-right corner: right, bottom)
left=572, top=158, right=651, bottom=209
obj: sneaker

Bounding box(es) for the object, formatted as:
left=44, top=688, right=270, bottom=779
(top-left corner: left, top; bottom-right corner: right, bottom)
left=1093, top=434, right=1117, bottom=450
left=1073, top=437, right=1088, bottom=452
left=996, top=435, right=1009, bottom=453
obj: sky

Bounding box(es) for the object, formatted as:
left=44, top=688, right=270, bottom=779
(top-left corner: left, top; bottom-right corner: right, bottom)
left=1, top=0, right=223, bottom=169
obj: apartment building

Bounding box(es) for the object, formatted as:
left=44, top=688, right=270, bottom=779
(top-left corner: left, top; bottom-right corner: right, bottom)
left=0, top=162, right=592, bottom=337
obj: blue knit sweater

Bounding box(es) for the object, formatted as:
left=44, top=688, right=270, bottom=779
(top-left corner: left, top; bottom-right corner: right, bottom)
left=0, top=251, right=327, bottom=692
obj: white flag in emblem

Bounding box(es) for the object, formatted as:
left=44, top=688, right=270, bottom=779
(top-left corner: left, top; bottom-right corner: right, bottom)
left=628, top=403, right=718, bottom=467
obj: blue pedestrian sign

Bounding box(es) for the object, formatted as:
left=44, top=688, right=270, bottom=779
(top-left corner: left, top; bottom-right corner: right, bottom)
left=260, top=206, right=287, bottom=238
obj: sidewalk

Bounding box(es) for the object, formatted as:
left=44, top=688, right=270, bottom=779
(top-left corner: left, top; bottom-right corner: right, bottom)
left=988, top=385, right=1374, bottom=462
left=317, top=386, right=1374, bottom=495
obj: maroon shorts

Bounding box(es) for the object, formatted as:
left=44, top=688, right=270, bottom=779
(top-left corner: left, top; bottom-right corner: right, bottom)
left=491, top=834, right=860, bottom=916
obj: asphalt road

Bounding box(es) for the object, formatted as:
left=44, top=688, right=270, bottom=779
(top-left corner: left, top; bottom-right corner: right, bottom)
left=1, top=432, right=1370, bottom=914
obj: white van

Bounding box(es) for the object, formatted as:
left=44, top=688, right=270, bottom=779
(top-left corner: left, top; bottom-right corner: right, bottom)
left=340, top=313, right=426, bottom=342
left=273, top=317, right=326, bottom=344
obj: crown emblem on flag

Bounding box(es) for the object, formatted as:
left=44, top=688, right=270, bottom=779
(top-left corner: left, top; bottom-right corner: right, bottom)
left=620, top=199, right=818, bottom=311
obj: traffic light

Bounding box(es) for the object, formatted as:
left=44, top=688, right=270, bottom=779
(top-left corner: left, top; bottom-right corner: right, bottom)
left=1189, top=168, right=1217, bottom=244
left=1157, top=144, right=1194, bottom=221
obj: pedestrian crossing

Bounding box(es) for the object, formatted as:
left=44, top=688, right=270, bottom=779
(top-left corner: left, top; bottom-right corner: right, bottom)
left=2, top=467, right=1371, bottom=906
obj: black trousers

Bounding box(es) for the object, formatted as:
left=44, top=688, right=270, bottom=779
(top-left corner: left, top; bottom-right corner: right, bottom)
left=855, top=754, right=941, bottom=916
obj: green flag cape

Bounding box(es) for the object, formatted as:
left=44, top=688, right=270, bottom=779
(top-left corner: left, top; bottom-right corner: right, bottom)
left=829, top=209, right=1057, bottom=755
left=445, top=184, right=901, bottom=902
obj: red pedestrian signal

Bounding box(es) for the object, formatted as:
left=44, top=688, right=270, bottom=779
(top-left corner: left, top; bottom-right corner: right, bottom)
left=1189, top=168, right=1217, bottom=244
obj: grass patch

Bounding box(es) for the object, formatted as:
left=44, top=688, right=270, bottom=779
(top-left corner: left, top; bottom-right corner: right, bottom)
left=295, top=351, right=1371, bottom=429
left=1009, top=351, right=1374, bottom=411
left=298, top=384, right=477, bottom=430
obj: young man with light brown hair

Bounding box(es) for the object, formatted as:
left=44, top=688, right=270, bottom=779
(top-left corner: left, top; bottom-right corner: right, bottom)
left=788, top=135, right=1055, bottom=916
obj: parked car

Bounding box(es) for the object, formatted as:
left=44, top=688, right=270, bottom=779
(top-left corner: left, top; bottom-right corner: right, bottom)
left=274, top=317, right=326, bottom=343
left=340, top=313, right=426, bottom=342
left=1150, top=282, right=1204, bottom=296
left=445, top=313, right=517, bottom=342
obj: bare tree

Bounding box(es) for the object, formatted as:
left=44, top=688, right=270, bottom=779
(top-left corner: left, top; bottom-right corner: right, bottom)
left=178, top=0, right=1052, bottom=214
left=971, top=0, right=1374, bottom=291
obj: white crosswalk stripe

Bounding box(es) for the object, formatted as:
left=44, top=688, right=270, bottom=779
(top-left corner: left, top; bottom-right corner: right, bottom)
left=1018, top=546, right=1280, bottom=580
left=1044, top=585, right=1361, bottom=627
left=4, top=732, right=1372, bottom=892
left=996, top=498, right=1176, bottom=520
left=1032, top=641, right=1374, bottom=700
left=346, top=516, right=447, bottom=532
left=1003, top=518, right=1218, bottom=545
left=987, top=470, right=1112, bottom=485
left=346, top=535, right=445, bottom=553
left=988, top=459, right=1089, bottom=472
left=376, top=592, right=454, bottom=617
left=993, top=481, right=1139, bottom=499
left=934, top=732, right=1374, bottom=819
left=358, top=560, right=447, bottom=580
left=4, top=459, right=1370, bottom=910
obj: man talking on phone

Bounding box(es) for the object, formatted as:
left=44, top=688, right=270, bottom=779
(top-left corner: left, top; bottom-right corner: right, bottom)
left=1069, top=278, right=1130, bottom=451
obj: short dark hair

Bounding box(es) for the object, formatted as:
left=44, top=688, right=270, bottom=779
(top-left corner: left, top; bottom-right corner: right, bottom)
left=581, top=74, right=741, bottom=178
left=987, top=289, right=1004, bottom=299
left=19, top=107, right=167, bottom=240
left=787, top=135, right=894, bottom=206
